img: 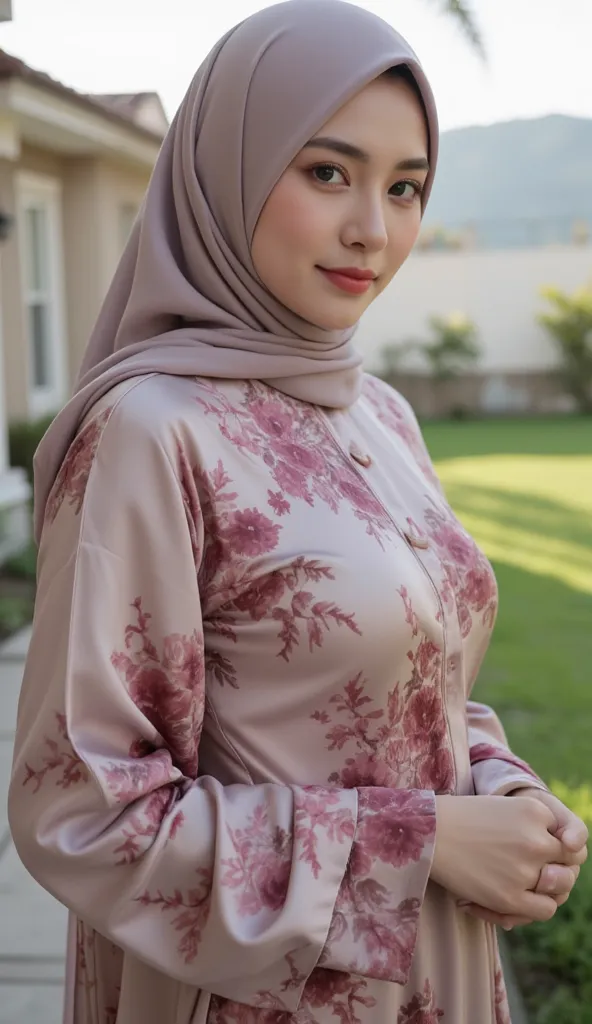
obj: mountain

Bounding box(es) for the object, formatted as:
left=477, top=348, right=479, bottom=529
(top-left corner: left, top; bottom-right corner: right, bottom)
left=422, top=114, right=592, bottom=247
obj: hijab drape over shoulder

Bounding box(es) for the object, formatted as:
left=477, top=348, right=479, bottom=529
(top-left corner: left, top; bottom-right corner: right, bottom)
left=32, top=0, right=438, bottom=541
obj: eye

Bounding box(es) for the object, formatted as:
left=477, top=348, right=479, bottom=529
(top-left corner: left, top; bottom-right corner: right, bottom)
left=311, top=163, right=348, bottom=186
left=389, top=179, right=423, bottom=202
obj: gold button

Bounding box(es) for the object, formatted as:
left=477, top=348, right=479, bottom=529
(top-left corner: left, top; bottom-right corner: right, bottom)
left=349, top=443, right=372, bottom=468
left=404, top=529, right=429, bottom=550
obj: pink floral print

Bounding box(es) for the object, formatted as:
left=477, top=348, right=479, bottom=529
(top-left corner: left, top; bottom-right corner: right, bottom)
left=222, top=507, right=281, bottom=557
left=397, top=980, right=444, bottom=1023
left=222, top=804, right=293, bottom=914
left=195, top=381, right=392, bottom=544
left=45, top=407, right=112, bottom=524
left=352, top=789, right=435, bottom=872
left=23, top=711, right=89, bottom=793
left=9, top=372, right=544, bottom=1024
left=131, top=784, right=356, bottom=968
left=362, top=378, right=441, bottom=492
left=112, top=790, right=184, bottom=866
left=209, top=969, right=377, bottom=1024
left=312, top=598, right=453, bottom=793
left=363, top=377, right=498, bottom=643
left=136, top=865, right=212, bottom=964
left=322, top=788, right=435, bottom=982
left=180, top=450, right=361, bottom=668
left=493, top=962, right=512, bottom=1024
left=295, top=787, right=356, bottom=879
left=220, top=788, right=356, bottom=917
left=470, top=742, right=540, bottom=781
left=421, top=502, right=498, bottom=639
left=102, top=742, right=176, bottom=804
left=301, top=971, right=378, bottom=1024
left=110, top=597, right=205, bottom=776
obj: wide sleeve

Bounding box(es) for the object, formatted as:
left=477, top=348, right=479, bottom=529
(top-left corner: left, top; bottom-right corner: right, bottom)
left=467, top=701, right=547, bottom=796
left=370, top=379, right=548, bottom=799
left=8, top=392, right=436, bottom=1010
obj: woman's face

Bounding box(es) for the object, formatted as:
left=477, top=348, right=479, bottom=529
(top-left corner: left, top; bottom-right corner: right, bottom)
left=251, top=73, right=429, bottom=331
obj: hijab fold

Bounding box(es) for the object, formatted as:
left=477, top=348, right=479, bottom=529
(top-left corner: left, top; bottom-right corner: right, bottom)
left=33, top=0, right=438, bottom=541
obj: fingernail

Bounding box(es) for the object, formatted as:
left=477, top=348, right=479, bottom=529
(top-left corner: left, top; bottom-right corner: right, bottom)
left=503, top=925, right=513, bottom=931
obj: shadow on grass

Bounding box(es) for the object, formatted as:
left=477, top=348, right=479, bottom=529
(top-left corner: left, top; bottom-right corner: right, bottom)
left=461, top=499, right=592, bottom=1021
left=473, top=557, right=592, bottom=788
left=444, top=482, right=592, bottom=596
left=423, top=422, right=592, bottom=1022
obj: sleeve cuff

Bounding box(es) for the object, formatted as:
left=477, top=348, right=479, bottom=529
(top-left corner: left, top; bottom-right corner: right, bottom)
left=472, top=757, right=549, bottom=797
left=319, top=788, right=436, bottom=984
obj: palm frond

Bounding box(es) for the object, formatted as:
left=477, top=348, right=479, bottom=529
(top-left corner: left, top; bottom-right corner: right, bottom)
left=426, top=0, right=486, bottom=58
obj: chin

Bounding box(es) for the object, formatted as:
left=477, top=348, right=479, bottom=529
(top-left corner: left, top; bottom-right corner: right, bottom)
left=306, top=303, right=366, bottom=332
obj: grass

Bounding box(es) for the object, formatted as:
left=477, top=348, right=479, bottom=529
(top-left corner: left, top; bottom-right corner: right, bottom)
left=422, top=415, right=592, bottom=1023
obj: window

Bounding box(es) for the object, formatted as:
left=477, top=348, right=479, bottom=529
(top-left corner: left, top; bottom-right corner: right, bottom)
left=24, top=206, right=51, bottom=389
left=18, top=173, right=67, bottom=417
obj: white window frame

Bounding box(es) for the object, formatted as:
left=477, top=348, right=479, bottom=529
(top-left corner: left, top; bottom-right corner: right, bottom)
left=17, top=171, right=68, bottom=419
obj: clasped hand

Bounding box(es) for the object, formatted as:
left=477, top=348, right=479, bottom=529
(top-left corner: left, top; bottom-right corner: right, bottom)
left=432, top=788, right=588, bottom=929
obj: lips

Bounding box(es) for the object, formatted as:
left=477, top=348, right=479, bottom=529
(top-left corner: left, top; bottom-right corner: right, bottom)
left=317, top=266, right=377, bottom=295
left=325, top=267, right=377, bottom=280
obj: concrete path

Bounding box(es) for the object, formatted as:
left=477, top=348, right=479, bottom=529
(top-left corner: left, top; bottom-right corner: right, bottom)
left=0, top=627, right=66, bottom=1023
left=0, top=626, right=528, bottom=1024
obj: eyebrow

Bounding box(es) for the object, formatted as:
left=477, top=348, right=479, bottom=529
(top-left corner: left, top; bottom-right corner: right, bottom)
left=303, top=135, right=429, bottom=172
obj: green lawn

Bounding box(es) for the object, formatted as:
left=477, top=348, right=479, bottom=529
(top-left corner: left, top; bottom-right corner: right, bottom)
left=423, top=416, right=592, bottom=1024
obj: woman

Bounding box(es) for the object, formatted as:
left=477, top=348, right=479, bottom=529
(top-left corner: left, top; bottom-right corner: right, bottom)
left=8, top=2, right=587, bottom=1023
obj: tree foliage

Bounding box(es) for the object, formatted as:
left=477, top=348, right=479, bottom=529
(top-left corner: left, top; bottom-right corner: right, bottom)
left=539, top=284, right=592, bottom=413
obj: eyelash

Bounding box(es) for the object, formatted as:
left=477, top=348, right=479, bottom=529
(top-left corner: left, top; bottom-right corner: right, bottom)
left=308, top=162, right=424, bottom=201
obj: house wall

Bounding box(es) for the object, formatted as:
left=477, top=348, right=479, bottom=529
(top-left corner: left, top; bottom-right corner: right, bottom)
left=63, top=158, right=150, bottom=379
left=61, top=157, right=105, bottom=386
left=0, top=143, right=152, bottom=423
left=19, top=142, right=62, bottom=179
left=357, top=244, right=592, bottom=415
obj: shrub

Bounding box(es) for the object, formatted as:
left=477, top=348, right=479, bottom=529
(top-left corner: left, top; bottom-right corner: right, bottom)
left=8, top=413, right=56, bottom=487
left=4, top=541, right=37, bottom=580
left=0, top=595, right=33, bottom=639
left=374, top=313, right=481, bottom=386
left=422, top=312, right=481, bottom=380
left=539, top=283, right=592, bottom=414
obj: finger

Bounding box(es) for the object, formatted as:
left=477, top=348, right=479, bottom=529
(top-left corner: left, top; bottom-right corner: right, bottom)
left=531, top=792, right=588, bottom=851
left=561, top=844, right=588, bottom=867
left=560, top=824, right=589, bottom=851
left=519, top=891, right=558, bottom=922
left=536, top=864, right=577, bottom=897
left=543, top=835, right=567, bottom=868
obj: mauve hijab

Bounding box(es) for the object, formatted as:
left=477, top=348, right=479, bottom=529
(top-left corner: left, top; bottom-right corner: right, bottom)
left=33, top=0, right=438, bottom=541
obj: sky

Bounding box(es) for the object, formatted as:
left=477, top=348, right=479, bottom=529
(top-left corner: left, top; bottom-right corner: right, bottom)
left=1, top=0, right=591, bottom=133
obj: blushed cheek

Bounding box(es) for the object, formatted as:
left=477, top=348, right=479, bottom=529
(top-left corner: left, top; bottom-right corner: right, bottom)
left=264, top=181, right=327, bottom=257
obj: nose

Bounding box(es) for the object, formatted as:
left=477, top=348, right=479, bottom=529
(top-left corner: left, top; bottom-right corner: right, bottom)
left=342, top=193, right=389, bottom=253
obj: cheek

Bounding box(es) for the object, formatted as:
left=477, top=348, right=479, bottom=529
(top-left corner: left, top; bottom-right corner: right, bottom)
left=255, top=176, right=328, bottom=258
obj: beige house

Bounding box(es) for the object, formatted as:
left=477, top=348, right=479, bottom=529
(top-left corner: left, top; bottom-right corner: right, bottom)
left=0, top=45, right=166, bottom=556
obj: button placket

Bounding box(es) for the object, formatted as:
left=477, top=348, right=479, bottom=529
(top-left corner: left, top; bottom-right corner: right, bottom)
left=320, top=408, right=467, bottom=792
